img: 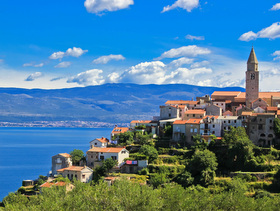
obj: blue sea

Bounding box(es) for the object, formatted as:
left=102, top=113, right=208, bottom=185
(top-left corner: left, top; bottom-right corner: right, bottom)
left=0, top=127, right=112, bottom=201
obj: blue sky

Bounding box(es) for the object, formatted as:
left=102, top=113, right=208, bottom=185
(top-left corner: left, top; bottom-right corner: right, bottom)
left=0, top=0, right=280, bottom=91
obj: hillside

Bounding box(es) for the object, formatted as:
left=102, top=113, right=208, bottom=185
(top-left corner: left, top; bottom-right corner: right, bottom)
left=0, top=83, right=245, bottom=123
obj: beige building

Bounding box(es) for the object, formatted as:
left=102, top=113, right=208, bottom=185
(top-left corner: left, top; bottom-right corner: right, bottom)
left=206, top=104, right=222, bottom=116
left=172, top=120, right=187, bottom=142
left=184, top=109, right=206, bottom=120
left=57, top=166, right=93, bottom=183
left=111, top=127, right=129, bottom=140
left=185, top=119, right=202, bottom=145
left=160, top=105, right=180, bottom=119
left=52, top=153, right=72, bottom=176
left=87, top=147, right=129, bottom=167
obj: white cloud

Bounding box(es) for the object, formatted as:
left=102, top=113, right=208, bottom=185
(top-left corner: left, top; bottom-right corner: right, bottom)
left=238, top=31, right=258, bottom=41
left=169, top=57, right=194, bottom=67
left=270, top=3, right=280, bottom=11
left=84, top=0, right=134, bottom=14
left=92, top=54, right=125, bottom=64
left=50, top=77, right=64, bottom=82
left=162, top=0, right=199, bottom=13
left=156, top=45, right=211, bottom=60
left=190, top=60, right=209, bottom=68
left=25, top=72, right=43, bottom=81
left=272, top=51, right=280, bottom=60
left=0, top=59, right=4, bottom=63
left=239, top=22, right=280, bottom=41
left=67, top=69, right=105, bottom=86
left=23, top=62, right=44, bottom=67
left=107, top=72, right=120, bottom=83
left=55, top=62, right=72, bottom=68
left=185, top=34, right=205, bottom=40
left=49, top=51, right=65, bottom=60
left=49, top=47, right=88, bottom=60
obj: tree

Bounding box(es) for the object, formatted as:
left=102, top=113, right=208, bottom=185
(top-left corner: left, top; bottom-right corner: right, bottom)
left=174, top=171, right=194, bottom=188
left=118, top=132, right=134, bottom=145
left=274, top=118, right=280, bottom=138
left=139, top=145, right=158, bottom=162
left=103, top=158, right=118, bottom=172
left=149, top=173, right=168, bottom=188
left=189, top=149, right=218, bottom=186
left=70, top=149, right=84, bottom=165
left=163, top=125, right=172, bottom=137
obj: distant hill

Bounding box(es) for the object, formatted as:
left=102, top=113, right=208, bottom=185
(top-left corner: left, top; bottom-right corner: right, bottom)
left=0, top=83, right=245, bottom=123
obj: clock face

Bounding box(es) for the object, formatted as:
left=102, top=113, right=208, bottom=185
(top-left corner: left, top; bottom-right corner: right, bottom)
left=251, top=73, right=255, bottom=80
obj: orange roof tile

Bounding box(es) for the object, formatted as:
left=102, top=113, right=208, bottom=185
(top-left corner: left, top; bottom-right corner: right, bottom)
left=57, top=166, right=86, bottom=172
left=130, top=120, right=152, bottom=124
left=178, top=105, right=186, bottom=109
left=185, top=109, right=206, bottom=114
left=55, top=182, right=66, bottom=186
left=186, top=119, right=202, bottom=124
left=259, top=92, right=280, bottom=98
left=95, top=137, right=109, bottom=143
left=165, top=100, right=198, bottom=105
left=267, top=107, right=278, bottom=111
left=87, top=147, right=126, bottom=153
left=40, top=182, right=54, bottom=188
left=59, top=153, right=71, bottom=158
left=112, top=127, right=129, bottom=134
left=173, top=120, right=187, bottom=125
left=278, top=111, right=280, bottom=115
left=241, top=111, right=253, bottom=116
left=212, top=91, right=242, bottom=97
left=251, top=113, right=275, bottom=116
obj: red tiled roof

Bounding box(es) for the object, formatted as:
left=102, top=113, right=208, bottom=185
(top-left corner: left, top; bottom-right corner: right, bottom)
left=173, top=120, right=187, bottom=125
left=55, top=182, right=66, bottom=186
left=57, top=166, right=86, bottom=172
left=267, top=107, right=278, bottom=111
left=185, top=109, right=206, bottom=114
left=212, top=91, right=242, bottom=97
left=95, top=137, right=109, bottom=143
left=186, top=119, right=202, bottom=124
left=241, top=111, right=253, bottom=116
left=278, top=111, right=280, bottom=115
left=112, top=127, right=129, bottom=134
left=165, top=100, right=198, bottom=105
left=259, top=92, right=280, bottom=98
left=59, top=153, right=71, bottom=158
left=40, top=182, right=53, bottom=188
left=251, top=113, right=275, bottom=116
left=87, top=147, right=126, bottom=153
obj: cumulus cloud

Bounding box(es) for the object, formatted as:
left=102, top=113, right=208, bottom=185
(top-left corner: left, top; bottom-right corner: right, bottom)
left=55, top=61, right=72, bottom=68
left=23, top=62, right=44, bottom=67
left=156, top=45, right=211, bottom=60
left=270, top=3, right=280, bottom=11
left=84, top=0, right=134, bottom=14
left=25, top=72, right=43, bottom=81
left=49, top=47, right=88, bottom=60
left=92, top=54, right=125, bottom=64
left=185, top=34, right=205, bottom=40
left=169, top=57, right=194, bottom=67
left=239, top=22, right=280, bottom=41
left=162, top=0, right=199, bottom=13
left=67, top=69, right=105, bottom=86
left=272, top=51, right=280, bottom=60
left=107, top=72, right=120, bottom=83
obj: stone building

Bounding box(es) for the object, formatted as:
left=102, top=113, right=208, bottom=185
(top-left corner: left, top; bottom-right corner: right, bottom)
left=52, top=153, right=72, bottom=176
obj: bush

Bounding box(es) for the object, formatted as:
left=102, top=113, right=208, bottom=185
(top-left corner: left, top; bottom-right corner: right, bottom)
left=254, top=190, right=274, bottom=199
left=174, top=171, right=194, bottom=188
left=138, top=168, right=149, bottom=175
left=149, top=173, right=168, bottom=188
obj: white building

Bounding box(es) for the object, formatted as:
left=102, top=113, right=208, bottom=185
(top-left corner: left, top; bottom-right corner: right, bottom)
left=90, top=137, right=109, bottom=148
left=217, top=116, right=242, bottom=134
left=57, top=166, right=93, bottom=183
left=200, top=116, right=222, bottom=137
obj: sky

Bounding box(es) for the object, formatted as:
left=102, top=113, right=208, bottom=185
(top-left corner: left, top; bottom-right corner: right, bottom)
left=0, top=0, right=280, bottom=91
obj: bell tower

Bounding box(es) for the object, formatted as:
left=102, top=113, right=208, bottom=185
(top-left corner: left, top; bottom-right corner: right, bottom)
left=246, top=47, right=259, bottom=108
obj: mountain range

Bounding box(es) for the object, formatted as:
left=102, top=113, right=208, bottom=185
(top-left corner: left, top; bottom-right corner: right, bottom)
left=0, top=83, right=245, bottom=123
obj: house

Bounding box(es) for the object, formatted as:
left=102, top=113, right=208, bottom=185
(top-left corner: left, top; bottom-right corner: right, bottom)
left=160, top=105, right=180, bottom=120
left=185, top=118, right=203, bottom=145
left=90, top=137, right=109, bottom=148
left=165, top=100, right=199, bottom=110
left=52, top=153, right=72, bottom=176
left=184, top=109, right=206, bottom=120
left=172, top=120, right=187, bottom=142
left=200, top=116, right=222, bottom=137
left=111, top=127, right=129, bottom=140
left=206, top=104, right=222, bottom=116
left=57, top=166, right=93, bottom=183
left=130, top=120, right=158, bottom=135
left=86, top=147, right=129, bottom=167
left=40, top=182, right=75, bottom=193
left=120, top=160, right=148, bottom=174
left=217, top=116, right=242, bottom=135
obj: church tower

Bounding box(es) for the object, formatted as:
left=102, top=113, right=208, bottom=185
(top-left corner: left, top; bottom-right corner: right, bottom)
left=246, top=47, right=259, bottom=108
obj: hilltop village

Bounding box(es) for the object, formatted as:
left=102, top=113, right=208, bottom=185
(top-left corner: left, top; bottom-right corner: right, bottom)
left=4, top=48, right=280, bottom=209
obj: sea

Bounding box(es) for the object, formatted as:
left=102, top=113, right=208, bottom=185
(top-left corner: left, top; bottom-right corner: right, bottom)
left=0, top=127, right=112, bottom=201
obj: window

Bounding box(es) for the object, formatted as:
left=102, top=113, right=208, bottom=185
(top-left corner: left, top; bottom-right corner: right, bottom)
left=190, top=128, right=193, bottom=132
left=111, top=156, right=117, bottom=160
left=100, top=156, right=104, bottom=160
left=82, top=175, right=85, bottom=179
left=212, top=124, right=215, bottom=128
left=91, top=155, right=93, bottom=158
left=169, top=114, right=171, bottom=117
left=221, top=103, right=223, bottom=106
left=234, top=120, right=236, bottom=123
left=228, top=120, right=230, bottom=123
left=270, top=120, right=273, bottom=123
left=194, top=128, right=197, bottom=133
left=193, top=114, right=195, bottom=117
left=95, top=143, right=97, bottom=145
left=224, top=121, right=226, bottom=123
left=224, top=127, right=226, bottom=130
left=212, top=131, right=215, bottom=134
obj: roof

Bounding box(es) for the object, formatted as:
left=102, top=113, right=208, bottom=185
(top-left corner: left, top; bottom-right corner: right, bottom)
left=212, top=91, right=242, bottom=97
left=259, top=92, right=280, bottom=98
left=186, top=119, right=202, bottom=124
left=55, top=182, right=66, bottom=186
left=130, top=120, right=152, bottom=124
left=267, top=107, right=278, bottom=111
left=223, top=111, right=233, bottom=116
left=247, top=47, right=258, bottom=64
left=185, top=109, right=206, bottom=114
left=165, top=100, right=198, bottom=105
left=278, top=111, right=280, bottom=115
left=251, top=113, right=275, bottom=116
left=173, top=120, right=187, bottom=125
left=217, top=116, right=239, bottom=120
left=203, top=115, right=219, bottom=119
left=57, top=166, right=86, bottom=172
left=241, top=111, right=253, bottom=116
left=87, top=147, right=126, bottom=153
left=111, top=127, right=129, bottom=134
left=93, top=137, right=109, bottom=143
left=40, top=182, right=67, bottom=188
left=59, top=153, right=71, bottom=158
left=178, top=105, right=186, bottom=109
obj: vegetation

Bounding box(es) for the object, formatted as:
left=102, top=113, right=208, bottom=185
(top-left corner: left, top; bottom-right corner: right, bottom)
left=69, top=149, right=85, bottom=165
